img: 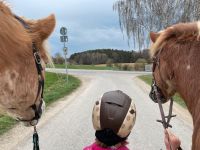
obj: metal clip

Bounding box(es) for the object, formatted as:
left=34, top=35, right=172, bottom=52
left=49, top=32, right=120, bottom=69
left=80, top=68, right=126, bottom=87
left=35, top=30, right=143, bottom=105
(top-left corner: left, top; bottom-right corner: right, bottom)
left=34, top=52, right=41, bottom=65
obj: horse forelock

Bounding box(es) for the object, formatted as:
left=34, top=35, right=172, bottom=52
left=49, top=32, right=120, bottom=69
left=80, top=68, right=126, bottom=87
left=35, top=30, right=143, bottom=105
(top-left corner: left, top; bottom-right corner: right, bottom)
left=0, top=1, right=12, bottom=14
left=0, top=2, right=54, bottom=67
left=0, top=2, right=33, bottom=67
left=150, top=22, right=200, bottom=57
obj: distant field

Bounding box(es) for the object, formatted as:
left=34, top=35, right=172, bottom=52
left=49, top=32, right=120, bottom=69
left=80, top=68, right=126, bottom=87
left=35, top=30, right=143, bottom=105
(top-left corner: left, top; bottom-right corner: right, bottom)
left=96, top=63, right=135, bottom=67
left=138, top=75, right=186, bottom=108
left=54, top=64, right=118, bottom=70
left=53, top=63, right=138, bottom=71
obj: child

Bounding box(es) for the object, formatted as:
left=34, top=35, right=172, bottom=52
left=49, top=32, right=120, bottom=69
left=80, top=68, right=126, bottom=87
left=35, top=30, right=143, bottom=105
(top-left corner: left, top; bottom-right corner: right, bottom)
left=84, top=90, right=136, bottom=150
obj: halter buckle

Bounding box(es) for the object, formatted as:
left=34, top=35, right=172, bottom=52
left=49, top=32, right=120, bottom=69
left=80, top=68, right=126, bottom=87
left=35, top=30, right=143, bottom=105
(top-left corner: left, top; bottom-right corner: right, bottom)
left=34, top=52, right=41, bottom=65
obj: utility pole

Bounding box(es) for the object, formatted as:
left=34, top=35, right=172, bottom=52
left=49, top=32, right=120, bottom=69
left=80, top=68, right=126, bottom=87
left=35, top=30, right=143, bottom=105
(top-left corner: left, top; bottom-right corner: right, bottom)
left=60, top=27, right=68, bottom=83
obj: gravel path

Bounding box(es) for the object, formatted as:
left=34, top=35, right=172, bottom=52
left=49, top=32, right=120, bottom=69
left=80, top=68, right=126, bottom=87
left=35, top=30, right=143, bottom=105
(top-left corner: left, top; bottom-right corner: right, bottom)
left=0, top=69, right=193, bottom=150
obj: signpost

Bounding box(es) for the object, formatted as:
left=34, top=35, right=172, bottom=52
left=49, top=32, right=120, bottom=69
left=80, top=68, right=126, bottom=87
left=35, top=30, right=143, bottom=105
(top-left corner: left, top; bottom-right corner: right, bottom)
left=60, top=27, right=68, bottom=83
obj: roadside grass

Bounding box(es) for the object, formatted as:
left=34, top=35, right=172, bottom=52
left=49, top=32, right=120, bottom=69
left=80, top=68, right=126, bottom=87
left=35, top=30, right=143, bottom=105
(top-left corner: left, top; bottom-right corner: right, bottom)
left=53, top=64, right=118, bottom=70
left=138, top=75, right=186, bottom=108
left=0, top=72, right=81, bottom=135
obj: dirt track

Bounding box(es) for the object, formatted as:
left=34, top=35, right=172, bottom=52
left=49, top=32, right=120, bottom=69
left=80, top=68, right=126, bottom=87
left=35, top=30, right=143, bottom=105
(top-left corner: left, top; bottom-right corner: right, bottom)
left=0, top=69, right=193, bottom=150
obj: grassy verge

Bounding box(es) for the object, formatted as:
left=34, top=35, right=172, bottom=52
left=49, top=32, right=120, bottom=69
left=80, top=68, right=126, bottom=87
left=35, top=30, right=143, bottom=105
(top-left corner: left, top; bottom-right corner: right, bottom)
left=53, top=64, right=118, bottom=70
left=138, top=75, right=186, bottom=108
left=0, top=72, right=81, bottom=135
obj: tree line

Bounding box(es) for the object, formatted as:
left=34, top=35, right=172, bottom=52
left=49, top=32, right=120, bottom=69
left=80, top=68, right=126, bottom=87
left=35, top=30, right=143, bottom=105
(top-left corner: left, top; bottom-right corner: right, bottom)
left=68, top=49, right=150, bottom=65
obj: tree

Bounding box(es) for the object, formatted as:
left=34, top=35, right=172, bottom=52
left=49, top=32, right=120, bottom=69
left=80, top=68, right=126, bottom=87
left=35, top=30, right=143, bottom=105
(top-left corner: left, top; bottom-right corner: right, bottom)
left=53, top=53, right=65, bottom=64
left=114, top=0, right=200, bottom=49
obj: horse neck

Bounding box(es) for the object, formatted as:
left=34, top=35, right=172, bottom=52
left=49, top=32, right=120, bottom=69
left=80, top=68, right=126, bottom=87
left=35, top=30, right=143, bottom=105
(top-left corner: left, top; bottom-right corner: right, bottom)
left=170, top=45, right=200, bottom=125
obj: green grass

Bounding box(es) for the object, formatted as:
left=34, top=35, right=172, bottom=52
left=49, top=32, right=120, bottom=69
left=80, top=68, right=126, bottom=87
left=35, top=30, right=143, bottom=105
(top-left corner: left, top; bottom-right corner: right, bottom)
left=138, top=75, right=186, bottom=108
left=53, top=64, right=117, bottom=70
left=0, top=116, right=17, bottom=135
left=0, top=72, right=81, bottom=135
left=44, top=72, right=81, bottom=105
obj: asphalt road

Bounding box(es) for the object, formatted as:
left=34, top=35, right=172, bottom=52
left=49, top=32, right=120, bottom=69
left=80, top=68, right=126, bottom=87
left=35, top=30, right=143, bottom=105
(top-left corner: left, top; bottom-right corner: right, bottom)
left=1, top=69, right=193, bottom=150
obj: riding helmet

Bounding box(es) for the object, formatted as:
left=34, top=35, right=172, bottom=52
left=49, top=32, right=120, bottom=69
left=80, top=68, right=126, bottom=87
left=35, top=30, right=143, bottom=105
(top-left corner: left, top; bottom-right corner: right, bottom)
left=92, top=90, right=136, bottom=141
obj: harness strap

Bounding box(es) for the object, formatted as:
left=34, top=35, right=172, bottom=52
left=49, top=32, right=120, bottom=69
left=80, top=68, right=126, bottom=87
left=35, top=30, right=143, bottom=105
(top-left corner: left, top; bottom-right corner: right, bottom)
left=151, top=49, right=182, bottom=150
left=14, top=15, right=45, bottom=120
left=33, top=126, right=40, bottom=150
left=14, top=15, right=30, bottom=29
left=14, top=14, right=42, bottom=150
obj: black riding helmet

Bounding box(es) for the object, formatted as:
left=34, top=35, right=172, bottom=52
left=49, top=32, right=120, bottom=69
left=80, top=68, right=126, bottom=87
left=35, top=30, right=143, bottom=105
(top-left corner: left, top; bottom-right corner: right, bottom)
left=92, top=90, right=136, bottom=146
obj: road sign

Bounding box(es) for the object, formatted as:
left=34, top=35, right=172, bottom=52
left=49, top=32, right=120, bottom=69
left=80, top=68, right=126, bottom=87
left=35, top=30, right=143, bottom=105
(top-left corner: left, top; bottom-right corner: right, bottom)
left=60, top=36, right=68, bottom=42
left=60, top=27, right=67, bottom=35
left=60, top=26, right=69, bottom=84
left=63, top=47, right=68, bottom=54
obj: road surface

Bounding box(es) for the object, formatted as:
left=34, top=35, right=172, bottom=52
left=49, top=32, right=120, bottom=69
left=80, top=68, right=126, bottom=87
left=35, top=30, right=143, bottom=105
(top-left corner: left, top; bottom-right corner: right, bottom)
left=0, top=69, right=193, bottom=150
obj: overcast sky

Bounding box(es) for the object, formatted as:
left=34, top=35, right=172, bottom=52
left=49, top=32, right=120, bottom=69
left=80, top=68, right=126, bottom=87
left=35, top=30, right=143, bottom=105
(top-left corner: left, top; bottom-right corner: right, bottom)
left=7, top=0, right=134, bottom=56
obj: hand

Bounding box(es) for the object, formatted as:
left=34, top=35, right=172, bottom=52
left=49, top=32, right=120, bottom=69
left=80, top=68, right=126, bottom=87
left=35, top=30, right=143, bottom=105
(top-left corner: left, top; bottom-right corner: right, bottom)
left=164, top=129, right=181, bottom=150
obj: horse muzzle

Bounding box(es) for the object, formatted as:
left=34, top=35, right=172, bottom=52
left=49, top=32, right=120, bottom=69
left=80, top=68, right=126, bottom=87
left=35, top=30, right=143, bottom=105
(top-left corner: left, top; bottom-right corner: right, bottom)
left=19, top=100, right=45, bottom=127
left=149, top=81, right=167, bottom=103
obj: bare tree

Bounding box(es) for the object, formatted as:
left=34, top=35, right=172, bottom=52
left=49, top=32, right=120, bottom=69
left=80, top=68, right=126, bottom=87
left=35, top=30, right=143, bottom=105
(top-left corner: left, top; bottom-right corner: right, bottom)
left=114, top=0, right=200, bottom=49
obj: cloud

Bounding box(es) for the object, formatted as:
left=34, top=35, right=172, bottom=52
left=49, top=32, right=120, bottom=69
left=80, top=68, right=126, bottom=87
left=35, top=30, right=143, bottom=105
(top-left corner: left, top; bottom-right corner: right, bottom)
left=7, top=0, right=135, bottom=56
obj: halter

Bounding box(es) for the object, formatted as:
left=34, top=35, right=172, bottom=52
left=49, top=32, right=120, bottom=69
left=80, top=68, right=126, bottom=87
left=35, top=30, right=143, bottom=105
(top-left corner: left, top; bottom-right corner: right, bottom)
left=14, top=15, right=44, bottom=124
left=149, top=49, right=182, bottom=150
left=14, top=15, right=44, bottom=150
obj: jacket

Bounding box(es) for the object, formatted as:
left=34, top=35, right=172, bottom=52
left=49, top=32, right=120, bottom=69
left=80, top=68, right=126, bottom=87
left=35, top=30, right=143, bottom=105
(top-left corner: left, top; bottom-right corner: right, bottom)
left=83, top=143, right=129, bottom=150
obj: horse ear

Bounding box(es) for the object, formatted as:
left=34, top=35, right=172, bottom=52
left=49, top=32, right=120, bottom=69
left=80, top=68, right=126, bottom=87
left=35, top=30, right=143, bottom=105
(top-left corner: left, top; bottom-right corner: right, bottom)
left=36, top=14, right=56, bottom=41
left=150, top=32, right=160, bottom=43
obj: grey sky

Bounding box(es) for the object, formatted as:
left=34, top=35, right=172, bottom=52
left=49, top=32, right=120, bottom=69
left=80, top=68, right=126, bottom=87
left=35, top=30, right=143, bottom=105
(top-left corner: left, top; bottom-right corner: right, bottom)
left=8, top=0, right=134, bottom=56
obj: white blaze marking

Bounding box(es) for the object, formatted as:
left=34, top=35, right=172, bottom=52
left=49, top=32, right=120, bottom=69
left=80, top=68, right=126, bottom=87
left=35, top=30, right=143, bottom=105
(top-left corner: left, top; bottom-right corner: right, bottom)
left=186, top=65, right=191, bottom=70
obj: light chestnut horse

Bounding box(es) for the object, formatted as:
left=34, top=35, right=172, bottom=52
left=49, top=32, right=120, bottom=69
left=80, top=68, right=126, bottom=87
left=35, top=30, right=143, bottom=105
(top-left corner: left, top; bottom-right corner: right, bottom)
left=150, top=22, right=200, bottom=150
left=0, top=2, right=55, bottom=126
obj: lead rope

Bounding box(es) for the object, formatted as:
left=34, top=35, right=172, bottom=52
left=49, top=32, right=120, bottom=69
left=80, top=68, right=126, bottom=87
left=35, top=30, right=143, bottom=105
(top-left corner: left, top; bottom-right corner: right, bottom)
left=153, top=83, right=182, bottom=150
left=33, top=126, right=40, bottom=150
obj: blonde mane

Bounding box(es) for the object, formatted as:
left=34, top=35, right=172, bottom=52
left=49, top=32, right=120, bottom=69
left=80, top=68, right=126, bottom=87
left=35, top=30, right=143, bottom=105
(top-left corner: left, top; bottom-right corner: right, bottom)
left=150, top=22, right=200, bottom=57
left=0, top=2, right=54, bottom=68
left=0, top=2, right=32, bottom=67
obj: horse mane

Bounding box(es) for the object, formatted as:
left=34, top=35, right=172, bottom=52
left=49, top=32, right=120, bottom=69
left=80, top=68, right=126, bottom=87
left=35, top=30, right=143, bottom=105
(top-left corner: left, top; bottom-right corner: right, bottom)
left=150, top=22, right=200, bottom=57
left=0, top=2, right=32, bottom=66
left=0, top=1, right=54, bottom=67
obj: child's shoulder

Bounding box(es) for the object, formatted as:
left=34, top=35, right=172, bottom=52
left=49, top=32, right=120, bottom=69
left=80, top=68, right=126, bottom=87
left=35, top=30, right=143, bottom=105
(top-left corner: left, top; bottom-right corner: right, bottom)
left=83, top=143, right=107, bottom=150
left=117, top=145, right=129, bottom=150
left=83, top=145, right=93, bottom=150
left=83, top=143, right=96, bottom=150
left=83, top=143, right=129, bottom=150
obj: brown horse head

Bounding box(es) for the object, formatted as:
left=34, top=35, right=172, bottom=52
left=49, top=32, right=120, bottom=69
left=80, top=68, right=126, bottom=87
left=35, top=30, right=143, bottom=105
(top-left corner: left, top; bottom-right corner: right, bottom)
left=0, top=2, right=55, bottom=126
left=149, top=30, right=177, bottom=103
left=149, top=22, right=199, bottom=103
left=150, top=22, right=200, bottom=149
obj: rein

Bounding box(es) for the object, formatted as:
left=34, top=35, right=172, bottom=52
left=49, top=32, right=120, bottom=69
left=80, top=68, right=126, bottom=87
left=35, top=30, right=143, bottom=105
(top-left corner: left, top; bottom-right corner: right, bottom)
left=150, top=51, right=182, bottom=150
left=151, top=81, right=176, bottom=128
left=14, top=15, right=43, bottom=150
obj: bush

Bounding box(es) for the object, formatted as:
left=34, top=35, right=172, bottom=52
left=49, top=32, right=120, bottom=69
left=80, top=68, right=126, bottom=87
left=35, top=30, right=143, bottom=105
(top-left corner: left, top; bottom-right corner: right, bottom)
left=134, top=58, right=147, bottom=71
left=135, top=58, right=147, bottom=63
left=122, top=64, right=131, bottom=71
left=106, top=59, right=114, bottom=67
left=134, top=63, right=145, bottom=71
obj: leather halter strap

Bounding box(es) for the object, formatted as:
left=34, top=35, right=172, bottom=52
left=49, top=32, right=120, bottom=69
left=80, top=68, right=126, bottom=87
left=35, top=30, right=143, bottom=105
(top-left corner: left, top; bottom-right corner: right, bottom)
left=14, top=15, right=44, bottom=123
left=151, top=48, right=176, bottom=128
left=151, top=49, right=182, bottom=150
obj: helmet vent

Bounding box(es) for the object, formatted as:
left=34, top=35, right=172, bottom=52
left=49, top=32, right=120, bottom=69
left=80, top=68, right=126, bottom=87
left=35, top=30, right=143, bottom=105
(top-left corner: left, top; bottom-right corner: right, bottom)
left=106, top=102, right=123, bottom=107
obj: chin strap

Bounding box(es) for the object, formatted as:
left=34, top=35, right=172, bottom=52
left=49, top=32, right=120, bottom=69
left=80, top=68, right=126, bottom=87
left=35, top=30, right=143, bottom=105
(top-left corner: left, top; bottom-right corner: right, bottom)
left=33, top=126, right=40, bottom=150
